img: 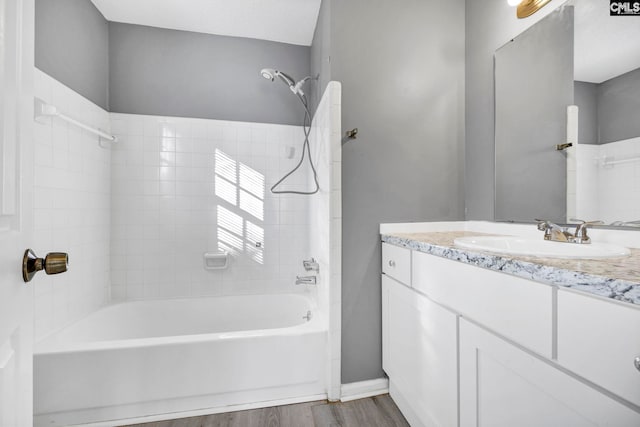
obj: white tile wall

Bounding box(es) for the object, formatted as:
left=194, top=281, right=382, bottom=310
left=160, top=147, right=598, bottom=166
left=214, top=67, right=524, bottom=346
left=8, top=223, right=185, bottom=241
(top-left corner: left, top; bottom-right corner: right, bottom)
left=575, top=144, right=600, bottom=221
left=309, top=81, right=342, bottom=400
left=597, top=137, right=640, bottom=223
left=33, top=70, right=111, bottom=341
left=109, top=114, right=314, bottom=300
left=569, top=138, right=640, bottom=224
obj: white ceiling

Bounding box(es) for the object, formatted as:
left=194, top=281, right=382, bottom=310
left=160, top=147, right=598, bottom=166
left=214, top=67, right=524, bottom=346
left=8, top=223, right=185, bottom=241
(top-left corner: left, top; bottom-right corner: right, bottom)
left=90, top=0, right=322, bottom=46
left=574, top=0, right=640, bottom=83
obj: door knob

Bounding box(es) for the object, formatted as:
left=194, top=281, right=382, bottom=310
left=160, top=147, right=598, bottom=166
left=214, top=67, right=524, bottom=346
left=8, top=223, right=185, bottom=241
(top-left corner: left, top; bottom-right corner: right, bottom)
left=22, top=249, right=68, bottom=283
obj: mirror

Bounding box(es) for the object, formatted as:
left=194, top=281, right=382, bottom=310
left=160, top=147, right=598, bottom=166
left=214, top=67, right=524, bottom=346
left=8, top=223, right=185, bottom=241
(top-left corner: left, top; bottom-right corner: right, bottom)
left=494, top=0, right=640, bottom=227
left=494, top=5, right=573, bottom=224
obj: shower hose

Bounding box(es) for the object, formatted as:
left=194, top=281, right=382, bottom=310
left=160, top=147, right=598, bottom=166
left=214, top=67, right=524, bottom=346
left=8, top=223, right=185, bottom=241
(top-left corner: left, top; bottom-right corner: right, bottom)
left=270, top=92, right=320, bottom=195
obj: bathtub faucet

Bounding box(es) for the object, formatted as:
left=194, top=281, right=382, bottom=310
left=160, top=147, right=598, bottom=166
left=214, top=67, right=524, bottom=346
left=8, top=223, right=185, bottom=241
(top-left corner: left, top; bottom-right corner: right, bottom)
left=296, top=275, right=317, bottom=285
left=303, top=258, right=319, bottom=272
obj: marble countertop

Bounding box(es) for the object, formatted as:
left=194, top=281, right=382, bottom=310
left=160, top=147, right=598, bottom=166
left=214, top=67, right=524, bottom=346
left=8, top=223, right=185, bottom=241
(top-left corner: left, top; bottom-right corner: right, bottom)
left=381, top=231, right=640, bottom=306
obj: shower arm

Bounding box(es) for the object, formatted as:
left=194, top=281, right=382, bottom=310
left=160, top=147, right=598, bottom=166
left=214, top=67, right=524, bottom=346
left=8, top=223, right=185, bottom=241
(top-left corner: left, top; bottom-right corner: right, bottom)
left=292, top=76, right=313, bottom=97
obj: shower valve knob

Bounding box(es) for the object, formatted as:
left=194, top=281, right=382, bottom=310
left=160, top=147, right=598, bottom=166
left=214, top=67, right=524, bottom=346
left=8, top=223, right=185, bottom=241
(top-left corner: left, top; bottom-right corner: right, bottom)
left=22, top=249, right=69, bottom=283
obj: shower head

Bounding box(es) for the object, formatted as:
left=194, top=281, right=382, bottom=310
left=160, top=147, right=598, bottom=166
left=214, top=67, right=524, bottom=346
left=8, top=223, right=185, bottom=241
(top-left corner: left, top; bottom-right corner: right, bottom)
left=260, top=67, right=302, bottom=95
left=260, top=68, right=276, bottom=82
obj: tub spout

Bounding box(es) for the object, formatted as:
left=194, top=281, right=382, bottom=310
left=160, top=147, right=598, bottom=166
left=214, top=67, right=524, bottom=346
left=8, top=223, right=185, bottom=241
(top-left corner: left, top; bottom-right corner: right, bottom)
left=296, top=275, right=317, bottom=285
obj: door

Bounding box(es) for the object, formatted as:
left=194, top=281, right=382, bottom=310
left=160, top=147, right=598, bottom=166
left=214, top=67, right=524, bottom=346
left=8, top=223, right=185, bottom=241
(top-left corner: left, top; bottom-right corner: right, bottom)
left=0, top=0, right=34, bottom=425
left=459, top=319, right=640, bottom=427
left=382, top=276, right=458, bottom=427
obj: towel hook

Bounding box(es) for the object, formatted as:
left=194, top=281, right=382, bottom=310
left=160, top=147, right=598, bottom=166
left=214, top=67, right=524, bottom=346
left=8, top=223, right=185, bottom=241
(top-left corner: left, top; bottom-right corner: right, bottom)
left=345, top=128, right=358, bottom=139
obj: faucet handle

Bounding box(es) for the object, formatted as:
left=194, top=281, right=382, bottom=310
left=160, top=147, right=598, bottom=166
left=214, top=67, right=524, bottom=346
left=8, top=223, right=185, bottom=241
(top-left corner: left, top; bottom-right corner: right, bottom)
left=535, top=219, right=563, bottom=231
left=535, top=219, right=550, bottom=231
left=535, top=219, right=570, bottom=242
left=303, top=257, right=319, bottom=272
left=569, top=219, right=604, bottom=243
left=569, top=218, right=604, bottom=226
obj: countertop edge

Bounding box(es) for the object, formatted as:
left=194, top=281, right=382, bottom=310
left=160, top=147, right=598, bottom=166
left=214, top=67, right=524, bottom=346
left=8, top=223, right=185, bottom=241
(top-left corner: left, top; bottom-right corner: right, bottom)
left=381, top=234, right=640, bottom=306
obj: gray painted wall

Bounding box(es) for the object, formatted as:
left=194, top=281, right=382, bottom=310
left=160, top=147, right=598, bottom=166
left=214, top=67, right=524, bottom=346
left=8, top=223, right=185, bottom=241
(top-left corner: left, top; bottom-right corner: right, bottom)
left=309, top=0, right=331, bottom=117
left=35, top=0, right=109, bottom=110
left=575, top=68, right=640, bottom=146
left=465, top=0, right=567, bottom=220
left=494, top=6, right=573, bottom=224
left=598, top=67, right=640, bottom=144
left=312, top=0, right=465, bottom=384
left=109, top=23, right=310, bottom=126
left=35, top=2, right=309, bottom=125
left=574, top=81, right=599, bottom=145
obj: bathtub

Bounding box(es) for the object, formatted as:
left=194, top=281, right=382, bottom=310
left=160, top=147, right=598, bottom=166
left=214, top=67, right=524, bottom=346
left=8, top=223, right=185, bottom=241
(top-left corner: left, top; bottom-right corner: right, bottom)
left=34, top=293, right=327, bottom=427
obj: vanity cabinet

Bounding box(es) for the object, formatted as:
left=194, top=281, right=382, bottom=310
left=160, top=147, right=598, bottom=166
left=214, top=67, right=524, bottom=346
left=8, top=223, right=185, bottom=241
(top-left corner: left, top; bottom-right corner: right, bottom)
left=382, top=244, right=640, bottom=427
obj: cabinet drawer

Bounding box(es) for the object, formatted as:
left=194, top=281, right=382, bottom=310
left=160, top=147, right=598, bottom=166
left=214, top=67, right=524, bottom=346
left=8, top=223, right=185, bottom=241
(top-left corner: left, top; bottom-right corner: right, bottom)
left=382, top=243, right=411, bottom=285
left=412, top=251, right=553, bottom=358
left=557, top=290, right=640, bottom=406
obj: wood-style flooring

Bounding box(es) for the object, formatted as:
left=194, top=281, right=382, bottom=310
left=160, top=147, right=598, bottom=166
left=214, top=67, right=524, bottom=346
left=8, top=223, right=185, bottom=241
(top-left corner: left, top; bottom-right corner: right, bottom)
left=123, top=394, right=409, bottom=427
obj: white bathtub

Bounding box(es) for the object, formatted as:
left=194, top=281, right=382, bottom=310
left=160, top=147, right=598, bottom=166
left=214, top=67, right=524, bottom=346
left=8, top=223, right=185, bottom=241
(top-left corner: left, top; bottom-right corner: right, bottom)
left=34, top=294, right=327, bottom=427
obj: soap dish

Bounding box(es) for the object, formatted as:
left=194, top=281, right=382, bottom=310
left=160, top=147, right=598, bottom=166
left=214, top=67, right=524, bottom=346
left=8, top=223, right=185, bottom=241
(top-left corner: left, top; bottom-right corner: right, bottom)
left=203, top=252, right=229, bottom=270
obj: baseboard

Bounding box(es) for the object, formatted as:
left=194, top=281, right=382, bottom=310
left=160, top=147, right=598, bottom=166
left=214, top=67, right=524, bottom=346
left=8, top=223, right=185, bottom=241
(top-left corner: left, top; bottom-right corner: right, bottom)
left=340, top=378, right=389, bottom=402
left=58, top=393, right=328, bottom=427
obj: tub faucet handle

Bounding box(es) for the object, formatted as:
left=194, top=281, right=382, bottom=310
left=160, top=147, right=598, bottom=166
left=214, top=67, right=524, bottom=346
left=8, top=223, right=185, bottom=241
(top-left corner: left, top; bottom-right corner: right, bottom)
left=303, top=258, right=319, bottom=272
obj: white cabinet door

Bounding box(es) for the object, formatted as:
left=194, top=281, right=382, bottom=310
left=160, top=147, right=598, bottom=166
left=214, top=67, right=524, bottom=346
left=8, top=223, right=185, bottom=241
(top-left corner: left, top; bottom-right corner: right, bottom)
left=0, top=0, right=34, bottom=425
left=382, top=276, right=458, bottom=427
left=459, top=319, right=640, bottom=427
left=557, top=290, right=640, bottom=407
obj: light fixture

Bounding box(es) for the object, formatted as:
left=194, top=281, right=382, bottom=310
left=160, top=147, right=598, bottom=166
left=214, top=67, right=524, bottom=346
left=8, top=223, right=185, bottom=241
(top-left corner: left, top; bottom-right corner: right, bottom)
left=507, top=0, right=521, bottom=6
left=516, top=0, right=553, bottom=18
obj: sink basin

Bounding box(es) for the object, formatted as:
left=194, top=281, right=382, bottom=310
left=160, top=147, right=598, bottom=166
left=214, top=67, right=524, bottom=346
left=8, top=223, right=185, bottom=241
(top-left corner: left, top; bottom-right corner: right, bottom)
left=453, top=236, right=631, bottom=259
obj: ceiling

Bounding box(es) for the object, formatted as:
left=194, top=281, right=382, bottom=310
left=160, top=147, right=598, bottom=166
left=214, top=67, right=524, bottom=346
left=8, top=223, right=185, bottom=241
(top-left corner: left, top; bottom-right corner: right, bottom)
left=90, top=0, right=322, bottom=46
left=574, top=0, right=640, bottom=83
left=91, top=0, right=638, bottom=82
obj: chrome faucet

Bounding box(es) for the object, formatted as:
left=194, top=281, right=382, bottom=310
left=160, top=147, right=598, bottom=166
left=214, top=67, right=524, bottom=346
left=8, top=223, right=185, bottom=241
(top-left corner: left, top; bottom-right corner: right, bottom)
left=296, top=275, right=317, bottom=285
left=536, top=219, right=603, bottom=244
left=303, top=258, right=319, bottom=272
